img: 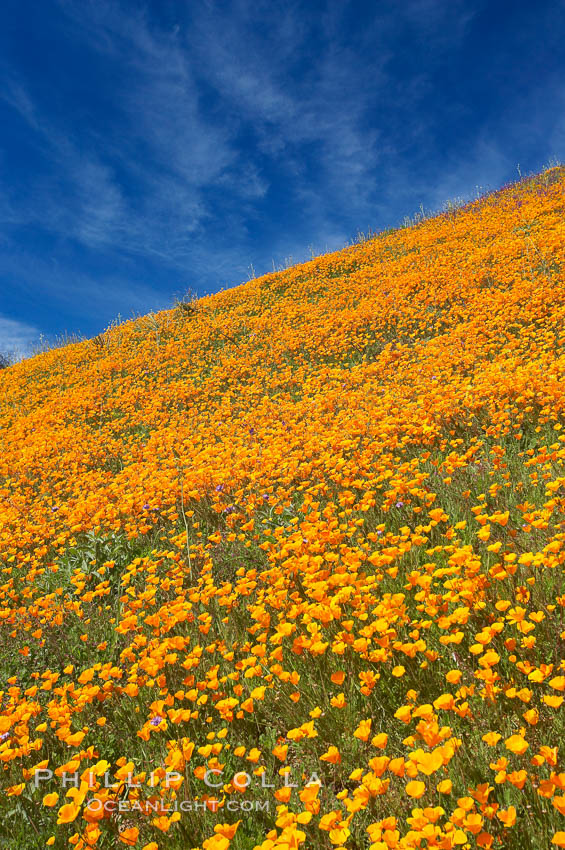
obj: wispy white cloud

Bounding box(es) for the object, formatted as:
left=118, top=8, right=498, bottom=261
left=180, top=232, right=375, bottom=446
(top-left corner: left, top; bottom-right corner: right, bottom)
left=180, top=0, right=479, bottom=261
left=0, top=0, right=563, bottom=344
left=0, top=77, right=129, bottom=249
left=186, top=1, right=384, bottom=205
left=0, top=246, right=169, bottom=328
left=0, top=0, right=481, bottom=277
left=0, top=314, right=40, bottom=358
left=0, top=1, right=263, bottom=265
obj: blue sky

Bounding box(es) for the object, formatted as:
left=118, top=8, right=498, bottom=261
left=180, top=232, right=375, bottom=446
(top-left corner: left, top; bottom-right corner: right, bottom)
left=1, top=0, right=564, bottom=355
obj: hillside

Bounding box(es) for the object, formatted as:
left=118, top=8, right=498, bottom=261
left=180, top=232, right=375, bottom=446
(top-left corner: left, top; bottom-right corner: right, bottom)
left=1, top=167, right=565, bottom=850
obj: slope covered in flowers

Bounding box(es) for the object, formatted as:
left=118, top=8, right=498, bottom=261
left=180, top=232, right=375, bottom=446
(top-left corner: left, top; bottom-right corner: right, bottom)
left=1, top=167, right=565, bottom=850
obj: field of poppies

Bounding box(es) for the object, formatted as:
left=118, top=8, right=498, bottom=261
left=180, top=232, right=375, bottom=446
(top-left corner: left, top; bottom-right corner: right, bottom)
left=1, top=166, right=565, bottom=849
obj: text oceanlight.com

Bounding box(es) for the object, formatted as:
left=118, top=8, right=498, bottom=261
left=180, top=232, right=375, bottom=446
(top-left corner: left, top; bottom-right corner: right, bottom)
left=85, top=798, right=272, bottom=813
